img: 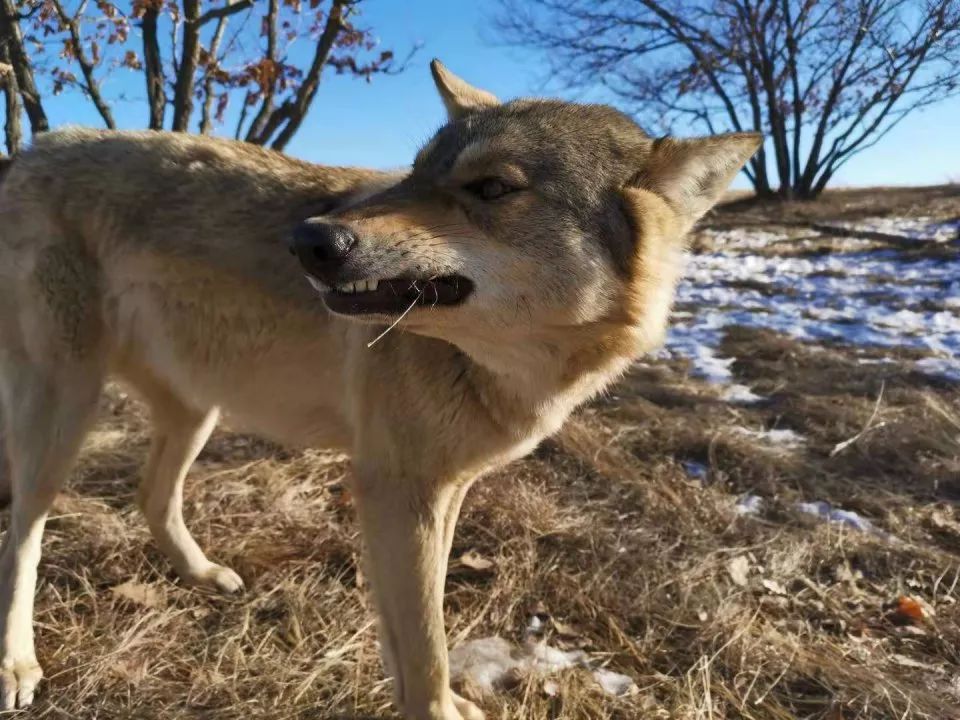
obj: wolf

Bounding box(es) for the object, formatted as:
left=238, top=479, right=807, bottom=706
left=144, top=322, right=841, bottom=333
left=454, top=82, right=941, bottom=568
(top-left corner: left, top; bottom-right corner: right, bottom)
left=0, top=60, right=759, bottom=719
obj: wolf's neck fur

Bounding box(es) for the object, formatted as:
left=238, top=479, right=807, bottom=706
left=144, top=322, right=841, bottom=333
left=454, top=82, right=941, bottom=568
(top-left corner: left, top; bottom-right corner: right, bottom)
left=452, top=322, right=642, bottom=441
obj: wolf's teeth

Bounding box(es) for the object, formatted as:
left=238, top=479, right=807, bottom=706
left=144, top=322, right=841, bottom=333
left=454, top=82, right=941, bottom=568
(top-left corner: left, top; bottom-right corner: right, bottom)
left=335, top=280, right=379, bottom=294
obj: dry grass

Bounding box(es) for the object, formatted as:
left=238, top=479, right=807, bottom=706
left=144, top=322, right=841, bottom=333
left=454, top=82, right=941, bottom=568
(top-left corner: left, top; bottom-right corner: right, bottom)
left=5, top=187, right=960, bottom=719
left=715, top=183, right=960, bottom=226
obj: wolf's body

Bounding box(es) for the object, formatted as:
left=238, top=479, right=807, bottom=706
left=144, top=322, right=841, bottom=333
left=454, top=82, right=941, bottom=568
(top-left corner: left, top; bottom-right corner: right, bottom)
left=0, top=62, right=759, bottom=719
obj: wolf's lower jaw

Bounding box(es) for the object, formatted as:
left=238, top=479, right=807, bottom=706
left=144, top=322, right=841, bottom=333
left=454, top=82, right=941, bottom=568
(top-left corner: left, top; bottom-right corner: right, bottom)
left=309, top=274, right=474, bottom=315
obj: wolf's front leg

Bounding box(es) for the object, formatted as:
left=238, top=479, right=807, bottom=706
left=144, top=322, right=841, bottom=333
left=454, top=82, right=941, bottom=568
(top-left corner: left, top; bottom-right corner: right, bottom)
left=0, top=355, right=104, bottom=708
left=353, top=470, right=482, bottom=720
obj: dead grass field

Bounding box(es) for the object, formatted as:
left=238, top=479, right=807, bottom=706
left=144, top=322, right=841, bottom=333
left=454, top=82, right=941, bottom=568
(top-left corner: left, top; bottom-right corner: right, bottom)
left=5, top=186, right=960, bottom=719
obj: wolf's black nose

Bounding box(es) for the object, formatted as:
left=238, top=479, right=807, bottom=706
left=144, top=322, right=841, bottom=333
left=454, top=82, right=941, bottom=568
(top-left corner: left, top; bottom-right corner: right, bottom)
left=291, top=221, right=357, bottom=283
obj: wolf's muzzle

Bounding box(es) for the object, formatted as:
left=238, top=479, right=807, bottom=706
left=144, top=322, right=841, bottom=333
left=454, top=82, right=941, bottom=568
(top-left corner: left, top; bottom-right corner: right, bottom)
left=291, top=220, right=357, bottom=285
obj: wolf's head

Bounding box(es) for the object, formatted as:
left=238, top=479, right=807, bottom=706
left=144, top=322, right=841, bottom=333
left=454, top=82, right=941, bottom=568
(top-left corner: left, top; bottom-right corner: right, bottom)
left=294, top=60, right=759, bottom=365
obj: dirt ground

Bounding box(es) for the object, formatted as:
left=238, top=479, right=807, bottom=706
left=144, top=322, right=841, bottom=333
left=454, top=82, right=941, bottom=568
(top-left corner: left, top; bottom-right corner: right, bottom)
left=6, top=185, right=960, bottom=719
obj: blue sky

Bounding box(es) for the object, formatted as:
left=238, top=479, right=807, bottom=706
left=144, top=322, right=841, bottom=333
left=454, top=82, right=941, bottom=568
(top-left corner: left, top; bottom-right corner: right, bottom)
left=40, top=0, right=960, bottom=189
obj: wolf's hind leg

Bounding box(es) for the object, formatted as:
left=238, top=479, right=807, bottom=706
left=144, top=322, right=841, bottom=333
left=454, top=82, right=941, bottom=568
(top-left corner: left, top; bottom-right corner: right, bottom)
left=0, top=358, right=104, bottom=709
left=135, top=386, right=242, bottom=594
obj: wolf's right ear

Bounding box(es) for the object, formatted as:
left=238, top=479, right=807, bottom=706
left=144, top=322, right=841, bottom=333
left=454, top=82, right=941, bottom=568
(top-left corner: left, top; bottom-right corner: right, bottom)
left=631, top=133, right=762, bottom=230
left=430, top=59, right=500, bottom=121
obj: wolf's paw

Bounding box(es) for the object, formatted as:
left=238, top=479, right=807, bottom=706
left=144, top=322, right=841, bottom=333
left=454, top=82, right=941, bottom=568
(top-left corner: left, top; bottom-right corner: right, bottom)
left=452, top=692, right=485, bottom=720
left=184, top=562, right=245, bottom=594
left=421, top=693, right=484, bottom=720
left=0, top=657, right=42, bottom=710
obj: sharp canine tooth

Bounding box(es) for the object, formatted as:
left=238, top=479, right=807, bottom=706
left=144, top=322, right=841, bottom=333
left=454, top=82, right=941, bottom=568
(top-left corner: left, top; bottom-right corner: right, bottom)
left=373, top=280, right=380, bottom=291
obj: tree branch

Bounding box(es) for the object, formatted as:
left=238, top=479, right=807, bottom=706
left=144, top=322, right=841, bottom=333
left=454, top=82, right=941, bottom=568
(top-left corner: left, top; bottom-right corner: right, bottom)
left=50, top=0, right=116, bottom=129
left=242, top=0, right=278, bottom=142
left=199, top=13, right=228, bottom=134
left=197, top=0, right=254, bottom=27
left=248, top=0, right=346, bottom=149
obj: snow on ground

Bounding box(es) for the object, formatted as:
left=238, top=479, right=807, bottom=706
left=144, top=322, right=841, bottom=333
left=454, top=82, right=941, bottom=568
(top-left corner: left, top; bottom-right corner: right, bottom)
left=795, top=501, right=897, bottom=541
left=729, top=426, right=806, bottom=447
left=835, top=216, right=960, bottom=244
left=731, top=493, right=896, bottom=541
left=663, top=218, right=960, bottom=385
left=449, top=635, right=638, bottom=698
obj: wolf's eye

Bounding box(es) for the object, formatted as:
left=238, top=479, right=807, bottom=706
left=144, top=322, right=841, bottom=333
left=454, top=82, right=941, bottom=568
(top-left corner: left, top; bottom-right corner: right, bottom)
left=464, top=178, right=514, bottom=201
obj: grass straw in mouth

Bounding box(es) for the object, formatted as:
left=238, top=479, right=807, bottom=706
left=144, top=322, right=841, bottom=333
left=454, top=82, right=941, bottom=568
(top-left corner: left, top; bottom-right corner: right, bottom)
left=366, top=288, right=423, bottom=349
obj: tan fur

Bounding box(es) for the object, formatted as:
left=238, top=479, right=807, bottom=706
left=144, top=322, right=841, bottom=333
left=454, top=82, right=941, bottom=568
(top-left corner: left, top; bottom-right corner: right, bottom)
left=0, top=64, right=759, bottom=719
left=430, top=59, right=500, bottom=120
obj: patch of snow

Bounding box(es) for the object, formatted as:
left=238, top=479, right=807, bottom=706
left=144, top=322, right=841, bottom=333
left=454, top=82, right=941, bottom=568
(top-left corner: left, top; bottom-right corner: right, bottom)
left=735, top=494, right=764, bottom=516
left=658, top=333, right=736, bottom=383
left=448, top=637, right=522, bottom=692
left=838, top=216, right=960, bottom=244
left=915, top=357, right=960, bottom=382
left=722, top=384, right=765, bottom=404
left=449, top=636, right=636, bottom=698
left=796, top=500, right=896, bottom=541
left=700, top=228, right=793, bottom=250
left=664, top=224, right=960, bottom=383
left=530, top=642, right=587, bottom=670
left=731, top=426, right=805, bottom=447
left=593, top=668, right=639, bottom=697
left=526, top=615, right=545, bottom=635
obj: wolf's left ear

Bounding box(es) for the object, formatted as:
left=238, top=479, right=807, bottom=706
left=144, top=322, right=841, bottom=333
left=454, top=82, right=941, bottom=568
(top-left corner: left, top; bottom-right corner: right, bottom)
left=430, top=59, right=500, bottom=120
left=632, top=133, right=763, bottom=228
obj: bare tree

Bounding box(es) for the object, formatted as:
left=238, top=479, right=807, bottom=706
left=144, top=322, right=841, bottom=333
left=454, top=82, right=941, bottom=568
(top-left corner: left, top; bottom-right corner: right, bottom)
left=0, top=0, right=409, bottom=153
left=1, top=52, right=21, bottom=153
left=0, top=0, right=49, bottom=145
left=495, top=0, right=960, bottom=199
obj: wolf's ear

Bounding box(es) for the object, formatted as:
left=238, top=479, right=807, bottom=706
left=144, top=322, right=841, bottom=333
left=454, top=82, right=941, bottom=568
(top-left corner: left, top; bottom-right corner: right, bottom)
left=430, top=59, right=500, bottom=120
left=632, top=133, right=762, bottom=228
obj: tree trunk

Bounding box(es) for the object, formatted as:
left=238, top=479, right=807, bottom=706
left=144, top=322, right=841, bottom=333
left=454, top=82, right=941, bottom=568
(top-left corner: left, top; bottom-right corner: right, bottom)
left=171, top=0, right=201, bottom=132
left=0, top=0, right=48, bottom=134
left=142, top=6, right=165, bottom=130
left=748, top=147, right=772, bottom=196
left=1, top=45, right=22, bottom=153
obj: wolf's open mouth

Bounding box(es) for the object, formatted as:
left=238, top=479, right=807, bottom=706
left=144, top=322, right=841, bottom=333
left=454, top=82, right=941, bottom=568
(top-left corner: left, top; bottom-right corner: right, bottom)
left=307, top=275, right=474, bottom=315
